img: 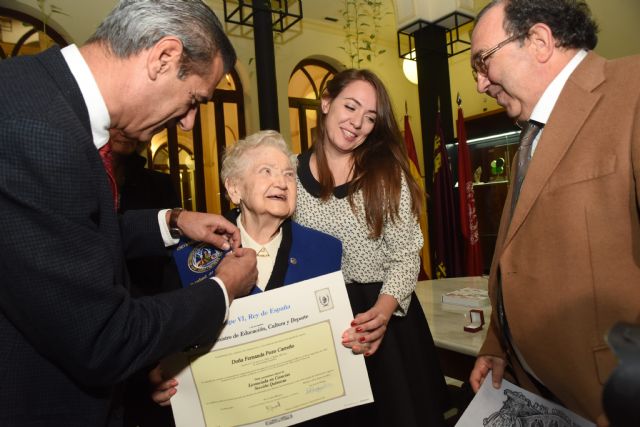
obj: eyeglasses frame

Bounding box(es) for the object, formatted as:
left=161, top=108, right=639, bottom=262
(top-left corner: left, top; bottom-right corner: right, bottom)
left=471, top=33, right=523, bottom=81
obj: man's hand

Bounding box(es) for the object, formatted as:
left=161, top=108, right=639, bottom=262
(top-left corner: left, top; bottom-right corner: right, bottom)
left=168, top=210, right=241, bottom=251
left=215, top=247, right=258, bottom=302
left=470, top=355, right=506, bottom=392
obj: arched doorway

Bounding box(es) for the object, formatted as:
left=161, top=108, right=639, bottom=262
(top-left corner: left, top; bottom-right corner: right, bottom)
left=288, top=59, right=337, bottom=153
left=150, top=143, right=196, bottom=210
left=0, top=7, right=68, bottom=59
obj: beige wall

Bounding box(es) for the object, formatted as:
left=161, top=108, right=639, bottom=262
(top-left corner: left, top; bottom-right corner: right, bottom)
left=3, top=0, right=639, bottom=173
left=3, top=0, right=426, bottom=169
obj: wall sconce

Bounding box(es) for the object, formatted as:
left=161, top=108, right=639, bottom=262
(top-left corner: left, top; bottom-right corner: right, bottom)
left=397, top=12, right=473, bottom=88
left=221, top=0, right=303, bottom=32
left=402, top=51, right=418, bottom=85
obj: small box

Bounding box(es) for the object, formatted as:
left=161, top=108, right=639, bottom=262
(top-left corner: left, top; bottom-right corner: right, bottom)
left=464, top=309, right=485, bottom=333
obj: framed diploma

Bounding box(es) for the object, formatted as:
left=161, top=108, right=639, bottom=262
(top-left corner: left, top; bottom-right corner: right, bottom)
left=167, top=271, right=373, bottom=427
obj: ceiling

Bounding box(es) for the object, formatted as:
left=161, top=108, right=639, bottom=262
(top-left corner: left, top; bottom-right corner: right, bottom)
left=296, top=0, right=397, bottom=31
left=301, top=0, right=344, bottom=23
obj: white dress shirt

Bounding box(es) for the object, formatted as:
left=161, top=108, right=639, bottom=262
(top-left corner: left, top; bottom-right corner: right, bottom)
left=529, top=49, right=588, bottom=154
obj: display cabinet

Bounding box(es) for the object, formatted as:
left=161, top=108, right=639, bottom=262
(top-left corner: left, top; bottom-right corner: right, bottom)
left=447, top=110, right=520, bottom=272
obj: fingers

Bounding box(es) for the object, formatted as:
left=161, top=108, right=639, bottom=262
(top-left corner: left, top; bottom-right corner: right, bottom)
left=350, top=311, right=375, bottom=326
left=343, top=296, right=396, bottom=357
left=349, top=324, right=386, bottom=345
left=469, top=358, right=488, bottom=392
left=350, top=311, right=387, bottom=332
left=347, top=311, right=388, bottom=341
left=151, top=379, right=178, bottom=406
left=491, top=357, right=506, bottom=389
left=350, top=342, right=370, bottom=354
left=342, top=323, right=386, bottom=357
left=175, top=211, right=240, bottom=251
left=365, top=339, right=382, bottom=356
left=469, top=356, right=505, bottom=392
left=228, top=232, right=241, bottom=250
left=216, top=248, right=258, bottom=301
left=206, top=233, right=233, bottom=251
left=148, top=365, right=178, bottom=407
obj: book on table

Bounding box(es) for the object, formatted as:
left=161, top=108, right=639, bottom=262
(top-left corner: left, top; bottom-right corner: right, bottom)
left=441, top=287, right=489, bottom=307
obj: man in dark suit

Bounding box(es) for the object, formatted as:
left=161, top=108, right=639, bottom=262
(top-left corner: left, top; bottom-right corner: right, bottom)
left=108, top=129, right=182, bottom=427
left=468, top=1, right=640, bottom=425
left=110, top=129, right=182, bottom=297
left=0, top=1, right=257, bottom=426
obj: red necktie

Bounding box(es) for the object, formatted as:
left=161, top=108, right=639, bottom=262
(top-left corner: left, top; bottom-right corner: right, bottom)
left=99, top=143, right=119, bottom=210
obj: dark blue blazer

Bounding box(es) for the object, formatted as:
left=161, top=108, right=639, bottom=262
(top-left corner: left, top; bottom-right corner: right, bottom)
left=225, top=211, right=342, bottom=294
left=0, top=47, right=227, bottom=426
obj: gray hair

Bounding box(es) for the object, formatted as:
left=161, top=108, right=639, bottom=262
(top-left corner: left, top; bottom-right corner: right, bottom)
left=221, top=130, right=297, bottom=185
left=86, top=0, right=236, bottom=77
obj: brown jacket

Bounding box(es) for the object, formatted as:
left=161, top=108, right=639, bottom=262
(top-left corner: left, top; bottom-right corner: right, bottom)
left=480, top=51, right=640, bottom=424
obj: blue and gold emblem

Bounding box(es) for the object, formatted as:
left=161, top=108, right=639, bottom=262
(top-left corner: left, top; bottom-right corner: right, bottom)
left=173, top=238, right=226, bottom=287
left=188, top=243, right=224, bottom=273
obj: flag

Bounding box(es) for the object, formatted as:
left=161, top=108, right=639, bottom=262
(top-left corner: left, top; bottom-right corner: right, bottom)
left=457, top=106, right=483, bottom=276
left=432, top=112, right=462, bottom=279
left=404, top=115, right=431, bottom=280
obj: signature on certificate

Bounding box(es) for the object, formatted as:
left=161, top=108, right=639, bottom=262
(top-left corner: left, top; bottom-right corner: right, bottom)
left=306, top=383, right=333, bottom=394
left=266, top=401, right=281, bottom=412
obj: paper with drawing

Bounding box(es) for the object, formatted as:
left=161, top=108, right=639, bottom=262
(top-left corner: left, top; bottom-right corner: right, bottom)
left=456, top=371, right=595, bottom=427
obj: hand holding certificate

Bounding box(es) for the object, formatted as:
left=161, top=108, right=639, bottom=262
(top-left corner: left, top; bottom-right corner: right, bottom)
left=166, top=271, right=373, bottom=427
left=457, top=370, right=595, bottom=427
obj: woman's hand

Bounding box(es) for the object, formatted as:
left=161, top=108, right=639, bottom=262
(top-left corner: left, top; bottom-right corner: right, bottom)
left=341, top=294, right=398, bottom=356
left=149, top=364, right=178, bottom=407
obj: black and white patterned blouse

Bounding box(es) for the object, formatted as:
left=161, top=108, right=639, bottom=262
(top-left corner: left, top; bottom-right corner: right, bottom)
left=294, top=151, right=423, bottom=315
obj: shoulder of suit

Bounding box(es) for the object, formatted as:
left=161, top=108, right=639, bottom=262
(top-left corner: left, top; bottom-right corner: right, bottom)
left=608, top=53, right=640, bottom=72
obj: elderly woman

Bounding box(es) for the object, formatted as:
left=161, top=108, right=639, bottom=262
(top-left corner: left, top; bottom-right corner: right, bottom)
left=221, top=130, right=342, bottom=292
left=150, top=130, right=342, bottom=409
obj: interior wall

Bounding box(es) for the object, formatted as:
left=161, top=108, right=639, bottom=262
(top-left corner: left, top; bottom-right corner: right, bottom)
left=2, top=0, right=425, bottom=171
left=4, top=0, right=640, bottom=170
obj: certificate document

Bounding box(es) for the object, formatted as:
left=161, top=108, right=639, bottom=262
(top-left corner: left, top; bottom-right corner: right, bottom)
left=169, top=271, right=373, bottom=427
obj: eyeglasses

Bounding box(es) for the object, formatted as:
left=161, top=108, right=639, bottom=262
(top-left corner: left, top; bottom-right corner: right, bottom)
left=471, top=33, right=522, bottom=81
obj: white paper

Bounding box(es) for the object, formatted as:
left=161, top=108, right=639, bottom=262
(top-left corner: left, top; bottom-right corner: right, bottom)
left=167, top=271, right=373, bottom=427
left=456, top=371, right=595, bottom=427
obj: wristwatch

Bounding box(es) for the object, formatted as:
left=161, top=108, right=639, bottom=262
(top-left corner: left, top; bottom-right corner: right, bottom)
left=169, top=207, right=183, bottom=239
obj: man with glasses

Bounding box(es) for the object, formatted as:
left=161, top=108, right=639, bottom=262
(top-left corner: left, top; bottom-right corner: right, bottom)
left=468, top=1, right=640, bottom=425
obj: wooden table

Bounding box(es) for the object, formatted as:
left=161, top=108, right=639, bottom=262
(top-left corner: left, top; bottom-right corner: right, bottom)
left=414, top=276, right=491, bottom=382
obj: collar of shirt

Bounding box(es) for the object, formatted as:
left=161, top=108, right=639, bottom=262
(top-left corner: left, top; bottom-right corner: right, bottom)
left=237, top=214, right=283, bottom=291
left=529, top=49, right=588, bottom=154
left=60, top=44, right=110, bottom=150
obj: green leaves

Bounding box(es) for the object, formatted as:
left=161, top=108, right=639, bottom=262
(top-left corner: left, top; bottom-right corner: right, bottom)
left=339, top=0, right=388, bottom=68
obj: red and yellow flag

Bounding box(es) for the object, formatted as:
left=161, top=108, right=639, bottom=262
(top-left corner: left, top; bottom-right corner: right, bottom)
left=457, top=106, right=483, bottom=276
left=403, top=115, right=431, bottom=280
